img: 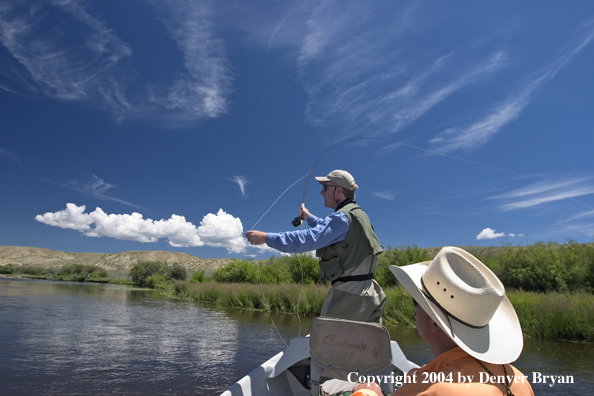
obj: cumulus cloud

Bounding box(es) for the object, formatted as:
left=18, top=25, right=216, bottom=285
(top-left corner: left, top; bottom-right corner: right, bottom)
left=476, top=228, right=523, bottom=240
left=228, top=175, right=250, bottom=197
left=476, top=228, right=506, bottom=240
left=35, top=203, right=247, bottom=254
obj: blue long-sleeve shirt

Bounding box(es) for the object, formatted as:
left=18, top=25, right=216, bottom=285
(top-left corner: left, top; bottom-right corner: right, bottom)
left=266, top=212, right=350, bottom=253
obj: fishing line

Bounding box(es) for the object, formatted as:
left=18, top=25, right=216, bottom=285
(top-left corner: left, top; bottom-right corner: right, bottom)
left=299, top=136, right=594, bottom=212
left=249, top=135, right=593, bottom=346
left=250, top=173, right=308, bottom=231
left=248, top=173, right=309, bottom=347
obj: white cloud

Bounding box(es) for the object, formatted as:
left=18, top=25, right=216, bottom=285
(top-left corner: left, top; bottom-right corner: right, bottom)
left=194, top=209, right=246, bottom=253
left=430, top=21, right=594, bottom=153
left=476, top=228, right=506, bottom=240
left=492, top=176, right=594, bottom=211
left=229, top=175, right=250, bottom=197
left=0, top=0, right=132, bottom=112
left=372, top=191, right=396, bottom=201
left=0, top=146, right=18, bottom=162
left=61, top=175, right=141, bottom=208
left=290, top=1, right=510, bottom=137
left=565, top=210, right=594, bottom=222
left=148, top=0, right=232, bottom=118
left=35, top=203, right=247, bottom=254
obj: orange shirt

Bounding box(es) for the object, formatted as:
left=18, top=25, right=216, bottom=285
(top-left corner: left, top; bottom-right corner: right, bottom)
left=394, top=347, right=534, bottom=396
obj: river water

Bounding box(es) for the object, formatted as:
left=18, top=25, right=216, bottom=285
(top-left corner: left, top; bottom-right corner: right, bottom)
left=0, top=278, right=592, bottom=395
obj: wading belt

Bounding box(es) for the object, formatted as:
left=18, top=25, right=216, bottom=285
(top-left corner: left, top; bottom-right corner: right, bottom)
left=331, top=273, right=374, bottom=286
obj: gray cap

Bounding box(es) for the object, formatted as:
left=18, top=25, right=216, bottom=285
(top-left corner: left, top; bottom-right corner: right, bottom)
left=315, top=170, right=358, bottom=191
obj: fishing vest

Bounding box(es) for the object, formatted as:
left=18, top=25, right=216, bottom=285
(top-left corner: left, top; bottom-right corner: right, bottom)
left=316, top=202, right=384, bottom=281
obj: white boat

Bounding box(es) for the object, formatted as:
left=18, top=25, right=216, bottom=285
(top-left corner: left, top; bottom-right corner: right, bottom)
left=220, top=317, right=418, bottom=396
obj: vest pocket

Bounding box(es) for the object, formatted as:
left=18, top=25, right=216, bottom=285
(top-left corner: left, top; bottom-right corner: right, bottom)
left=320, top=255, right=343, bottom=281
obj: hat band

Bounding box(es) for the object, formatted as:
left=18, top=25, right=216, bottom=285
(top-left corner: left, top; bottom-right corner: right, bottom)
left=420, top=277, right=488, bottom=330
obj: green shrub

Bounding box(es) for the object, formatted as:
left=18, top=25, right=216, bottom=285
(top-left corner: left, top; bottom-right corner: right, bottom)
left=212, top=256, right=321, bottom=285
left=258, top=258, right=292, bottom=284
left=376, top=245, right=432, bottom=288
left=558, top=240, right=594, bottom=291
left=146, top=273, right=167, bottom=288
left=168, top=263, right=188, bottom=281
left=19, top=265, right=48, bottom=276
left=190, top=270, right=206, bottom=283
left=282, top=254, right=324, bottom=285
left=129, top=261, right=168, bottom=287
left=212, top=260, right=260, bottom=283
left=56, top=264, right=108, bottom=281
left=496, top=242, right=566, bottom=292
left=0, top=264, right=14, bottom=274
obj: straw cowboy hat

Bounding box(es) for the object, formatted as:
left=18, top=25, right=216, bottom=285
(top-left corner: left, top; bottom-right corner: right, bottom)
left=390, top=246, right=523, bottom=364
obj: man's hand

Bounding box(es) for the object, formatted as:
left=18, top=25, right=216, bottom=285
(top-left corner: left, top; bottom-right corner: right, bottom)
left=299, top=204, right=311, bottom=221
left=245, top=230, right=267, bottom=245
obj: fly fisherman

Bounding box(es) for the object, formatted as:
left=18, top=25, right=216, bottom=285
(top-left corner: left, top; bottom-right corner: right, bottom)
left=245, top=170, right=386, bottom=323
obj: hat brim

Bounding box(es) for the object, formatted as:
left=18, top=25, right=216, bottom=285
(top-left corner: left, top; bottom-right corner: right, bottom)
left=390, top=263, right=523, bottom=364
left=315, top=176, right=330, bottom=185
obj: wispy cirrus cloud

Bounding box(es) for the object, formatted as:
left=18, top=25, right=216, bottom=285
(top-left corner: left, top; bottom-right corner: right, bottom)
left=228, top=175, right=250, bottom=197
left=492, top=176, right=594, bottom=211
left=372, top=191, right=396, bottom=201
left=430, top=19, right=594, bottom=153
left=564, top=210, right=594, bottom=223
left=0, top=0, right=132, bottom=112
left=147, top=0, right=232, bottom=119
left=35, top=203, right=247, bottom=254
left=61, top=175, right=141, bottom=209
left=0, top=0, right=232, bottom=122
left=0, top=146, right=18, bottom=162
left=289, top=1, right=508, bottom=137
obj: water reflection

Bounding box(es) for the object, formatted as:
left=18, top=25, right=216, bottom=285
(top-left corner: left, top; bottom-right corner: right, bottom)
left=1, top=278, right=592, bottom=395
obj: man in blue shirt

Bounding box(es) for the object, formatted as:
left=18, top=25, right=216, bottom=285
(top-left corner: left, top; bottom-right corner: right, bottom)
left=246, top=170, right=386, bottom=323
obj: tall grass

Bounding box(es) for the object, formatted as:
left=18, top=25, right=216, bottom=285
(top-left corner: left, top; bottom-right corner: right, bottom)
left=168, top=281, right=594, bottom=342
left=509, top=291, right=594, bottom=341
left=169, top=281, right=327, bottom=315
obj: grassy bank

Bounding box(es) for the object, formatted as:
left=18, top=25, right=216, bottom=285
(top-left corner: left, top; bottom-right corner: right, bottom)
left=3, top=242, right=594, bottom=342
left=167, top=281, right=594, bottom=343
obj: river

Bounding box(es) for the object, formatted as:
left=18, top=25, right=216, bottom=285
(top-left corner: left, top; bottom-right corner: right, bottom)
left=0, top=278, right=592, bottom=395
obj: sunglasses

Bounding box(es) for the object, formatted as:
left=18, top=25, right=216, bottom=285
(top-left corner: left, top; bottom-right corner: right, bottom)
left=322, top=184, right=338, bottom=192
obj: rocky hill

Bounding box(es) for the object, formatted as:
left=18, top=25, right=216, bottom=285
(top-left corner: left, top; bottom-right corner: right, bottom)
left=0, top=246, right=234, bottom=276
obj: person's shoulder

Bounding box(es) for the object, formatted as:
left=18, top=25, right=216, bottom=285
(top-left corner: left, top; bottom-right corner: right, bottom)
left=328, top=211, right=349, bottom=223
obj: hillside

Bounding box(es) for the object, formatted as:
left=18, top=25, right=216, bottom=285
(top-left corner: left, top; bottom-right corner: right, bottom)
left=0, top=246, right=234, bottom=277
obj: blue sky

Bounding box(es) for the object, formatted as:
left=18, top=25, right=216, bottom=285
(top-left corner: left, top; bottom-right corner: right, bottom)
left=1, top=0, right=594, bottom=259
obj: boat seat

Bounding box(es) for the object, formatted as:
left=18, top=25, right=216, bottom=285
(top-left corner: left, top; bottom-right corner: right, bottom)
left=309, top=317, right=402, bottom=396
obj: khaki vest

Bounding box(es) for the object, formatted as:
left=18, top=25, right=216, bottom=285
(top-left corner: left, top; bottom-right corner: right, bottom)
left=316, top=202, right=383, bottom=281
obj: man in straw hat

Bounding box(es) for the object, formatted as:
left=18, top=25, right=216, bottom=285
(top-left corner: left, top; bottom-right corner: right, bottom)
left=246, top=169, right=385, bottom=323
left=353, top=246, right=534, bottom=395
